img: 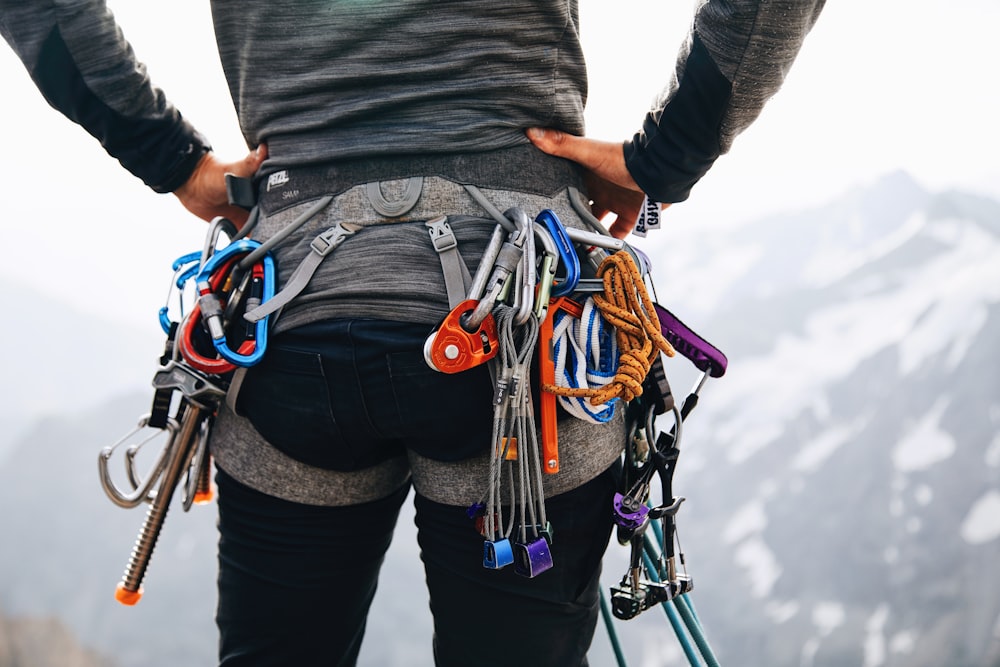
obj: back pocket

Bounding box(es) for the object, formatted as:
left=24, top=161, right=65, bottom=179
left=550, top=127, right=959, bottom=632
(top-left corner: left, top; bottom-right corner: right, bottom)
left=386, top=350, right=494, bottom=461
left=235, top=346, right=356, bottom=470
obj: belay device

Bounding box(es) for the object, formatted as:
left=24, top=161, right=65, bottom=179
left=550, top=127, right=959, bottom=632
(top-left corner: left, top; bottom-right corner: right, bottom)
left=98, top=216, right=275, bottom=605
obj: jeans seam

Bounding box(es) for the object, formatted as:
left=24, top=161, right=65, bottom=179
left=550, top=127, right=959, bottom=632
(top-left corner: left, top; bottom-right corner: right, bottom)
left=347, top=319, right=391, bottom=440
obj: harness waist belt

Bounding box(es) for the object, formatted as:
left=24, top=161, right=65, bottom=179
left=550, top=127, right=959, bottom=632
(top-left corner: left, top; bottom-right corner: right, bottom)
left=257, top=145, right=584, bottom=215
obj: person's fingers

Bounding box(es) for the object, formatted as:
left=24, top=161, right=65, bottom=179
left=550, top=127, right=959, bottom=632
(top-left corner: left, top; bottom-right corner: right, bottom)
left=607, top=217, right=635, bottom=240
left=526, top=128, right=638, bottom=191
left=233, top=144, right=267, bottom=179
left=173, top=145, right=266, bottom=226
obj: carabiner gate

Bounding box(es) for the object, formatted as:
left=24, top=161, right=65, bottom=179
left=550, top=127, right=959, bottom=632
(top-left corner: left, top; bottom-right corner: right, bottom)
left=180, top=239, right=275, bottom=372
left=535, top=209, right=580, bottom=297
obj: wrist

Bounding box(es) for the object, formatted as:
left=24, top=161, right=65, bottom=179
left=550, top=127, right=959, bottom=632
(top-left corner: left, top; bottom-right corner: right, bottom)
left=156, top=134, right=213, bottom=194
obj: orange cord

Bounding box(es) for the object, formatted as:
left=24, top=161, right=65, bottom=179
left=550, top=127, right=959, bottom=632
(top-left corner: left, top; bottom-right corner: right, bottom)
left=542, top=251, right=674, bottom=405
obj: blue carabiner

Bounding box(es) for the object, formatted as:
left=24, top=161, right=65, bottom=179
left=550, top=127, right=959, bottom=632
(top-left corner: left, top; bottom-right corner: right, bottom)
left=193, top=239, right=275, bottom=368
left=174, top=262, right=201, bottom=291
left=214, top=254, right=275, bottom=367
left=172, top=250, right=203, bottom=289
left=172, top=250, right=202, bottom=272
left=157, top=306, right=173, bottom=335
left=158, top=251, right=205, bottom=334
left=535, top=210, right=581, bottom=297
left=194, top=239, right=261, bottom=292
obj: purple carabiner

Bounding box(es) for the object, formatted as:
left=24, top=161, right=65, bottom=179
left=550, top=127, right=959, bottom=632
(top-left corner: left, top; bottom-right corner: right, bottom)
left=654, top=304, right=728, bottom=378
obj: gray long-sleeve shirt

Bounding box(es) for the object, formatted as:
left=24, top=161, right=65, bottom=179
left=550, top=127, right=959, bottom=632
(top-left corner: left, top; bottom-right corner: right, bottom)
left=2, top=0, right=824, bottom=503
left=2, top=0, right=823, bottom=202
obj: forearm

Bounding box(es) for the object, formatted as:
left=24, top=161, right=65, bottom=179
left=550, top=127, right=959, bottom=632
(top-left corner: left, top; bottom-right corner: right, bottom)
left=624, top=0, right=825, bottom=203
left=0, top=0, right=209, bottom=192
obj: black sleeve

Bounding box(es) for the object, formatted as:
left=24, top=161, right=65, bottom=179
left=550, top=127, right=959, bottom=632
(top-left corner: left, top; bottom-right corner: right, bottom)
left=1, top=1, right=210, bottom=193
left=624, top=0, right=825, bottom=203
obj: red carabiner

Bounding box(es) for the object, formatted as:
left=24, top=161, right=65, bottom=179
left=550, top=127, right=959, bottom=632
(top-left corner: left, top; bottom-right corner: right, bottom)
left=178, top=254, right=256, bottom=375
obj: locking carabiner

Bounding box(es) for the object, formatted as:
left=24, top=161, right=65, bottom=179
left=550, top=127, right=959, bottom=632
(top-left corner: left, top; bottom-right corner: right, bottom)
left=535, top=209, right=580, bottom=297
left=206, top=255, right=275, bottom=367
left=179, top=239, right=275, bottom=373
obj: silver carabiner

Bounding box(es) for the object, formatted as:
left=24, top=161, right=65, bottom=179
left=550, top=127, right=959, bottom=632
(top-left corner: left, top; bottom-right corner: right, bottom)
left=532, top=222, right=560, bottom=321
left=99, top=414, right=178, bottom=509
left=201, top=216, right=239, bottom=268
left=465, top=214, right=529, bottom=331
left=465, top=224, right=507, bottom=306
left=507, top=208, right=536, bottom=325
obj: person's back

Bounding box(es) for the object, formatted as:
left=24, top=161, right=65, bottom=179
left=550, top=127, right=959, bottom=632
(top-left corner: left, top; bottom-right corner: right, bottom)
left=213, top=0, right=588, bottom=171
left=2, top=1, right=825, bottom=664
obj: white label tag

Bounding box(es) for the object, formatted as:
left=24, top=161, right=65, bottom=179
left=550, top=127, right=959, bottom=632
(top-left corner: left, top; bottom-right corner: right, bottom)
left=632, top=195, right=662, bottom=237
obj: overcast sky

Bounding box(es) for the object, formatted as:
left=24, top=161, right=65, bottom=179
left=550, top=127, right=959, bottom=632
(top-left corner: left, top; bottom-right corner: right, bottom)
left=0, top=0, right=996, bottom=341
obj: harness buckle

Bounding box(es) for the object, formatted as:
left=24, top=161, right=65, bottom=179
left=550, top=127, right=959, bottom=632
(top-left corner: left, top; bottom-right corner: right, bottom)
left=310, top=223, right=355, bottom=256
left=425, top=216, right=458, bottom=253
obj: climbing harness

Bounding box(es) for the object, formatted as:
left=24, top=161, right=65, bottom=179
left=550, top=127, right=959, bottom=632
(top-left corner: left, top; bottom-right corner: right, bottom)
left=98, top=174, right=730, bottom=666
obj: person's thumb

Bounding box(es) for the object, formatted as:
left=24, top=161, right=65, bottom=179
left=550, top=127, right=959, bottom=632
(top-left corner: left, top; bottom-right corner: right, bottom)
left=231, top=144, right=267, bottom=178
left=526, top=127, right=577, bottom=159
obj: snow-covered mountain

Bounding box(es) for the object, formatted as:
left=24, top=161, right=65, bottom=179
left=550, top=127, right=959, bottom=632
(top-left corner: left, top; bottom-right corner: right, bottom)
left=615, top=171, right=1000, bottom=666
left=0, top=172, right=996, bottom=667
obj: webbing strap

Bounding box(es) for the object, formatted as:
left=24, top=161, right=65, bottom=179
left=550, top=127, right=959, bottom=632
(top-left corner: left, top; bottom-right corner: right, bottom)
left=243, top=222, right=359, bottom=323
left=425, top=216, right=472, bottom=309
left=225, top=366, right=249, bottom=415
left=549, top=298, right=619, bottom=423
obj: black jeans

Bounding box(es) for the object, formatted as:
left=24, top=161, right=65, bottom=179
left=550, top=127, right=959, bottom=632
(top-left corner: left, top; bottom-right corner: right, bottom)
left=216, top=320, right=616, bottom=666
